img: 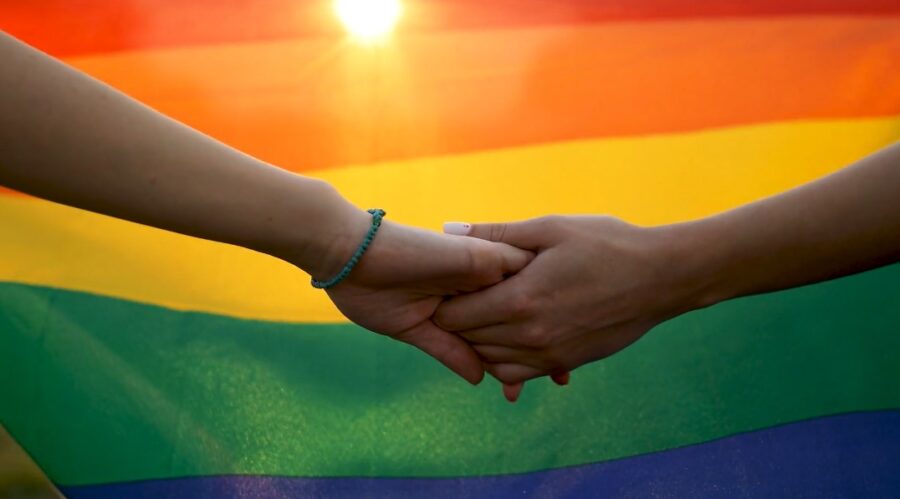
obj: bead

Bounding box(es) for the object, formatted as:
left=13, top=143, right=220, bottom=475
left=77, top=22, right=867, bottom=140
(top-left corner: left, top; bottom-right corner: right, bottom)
left=311, top=209, right=386, bottom=289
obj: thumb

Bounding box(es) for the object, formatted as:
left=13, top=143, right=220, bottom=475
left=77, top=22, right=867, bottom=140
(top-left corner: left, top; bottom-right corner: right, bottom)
left=444, top=219, right=547, bottom=251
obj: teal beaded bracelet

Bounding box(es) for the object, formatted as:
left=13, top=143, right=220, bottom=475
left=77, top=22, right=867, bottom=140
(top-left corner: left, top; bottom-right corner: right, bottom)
left=311, top=209, right=386, bottom=289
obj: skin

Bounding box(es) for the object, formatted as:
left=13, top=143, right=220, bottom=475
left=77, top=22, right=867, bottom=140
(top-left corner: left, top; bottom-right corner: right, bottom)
left=3, top=30, right=896, bottom=402
left=437, top=142, right=900, bottom=401
left=0, top=31, right=533, bottom=386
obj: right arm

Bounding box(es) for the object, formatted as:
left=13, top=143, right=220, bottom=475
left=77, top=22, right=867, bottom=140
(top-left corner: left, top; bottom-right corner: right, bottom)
left=436, top=142, right=900, bottom=396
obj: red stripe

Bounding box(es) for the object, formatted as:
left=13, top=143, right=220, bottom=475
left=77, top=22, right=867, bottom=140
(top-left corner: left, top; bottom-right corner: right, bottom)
left=3, top=0, right=900, bottom=57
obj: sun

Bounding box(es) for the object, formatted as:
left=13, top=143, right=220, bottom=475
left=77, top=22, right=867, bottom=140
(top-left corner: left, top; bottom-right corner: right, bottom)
left=334, top=0, right=403, bottom=42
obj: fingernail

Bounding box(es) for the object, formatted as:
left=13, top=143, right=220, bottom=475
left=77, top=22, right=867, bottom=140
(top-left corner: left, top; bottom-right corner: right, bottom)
left=443, top=222, right=472, bottom=236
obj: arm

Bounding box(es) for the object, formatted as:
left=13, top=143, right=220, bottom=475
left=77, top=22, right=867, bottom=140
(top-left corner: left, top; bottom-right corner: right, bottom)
left=672, top=142, right=900, bottom=307
left=435, top=142, right=900, bottom=396
left=0, top=32, right=532, bottom=384
left=0, top=31, right=360, bottom=279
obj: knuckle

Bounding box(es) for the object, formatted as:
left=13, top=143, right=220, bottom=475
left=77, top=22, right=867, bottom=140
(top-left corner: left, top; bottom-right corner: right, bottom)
left=535, top=215, right=565, bottom=235
left=489, top=223, right=509, bottom=243
left=506, top=291, right=534, bottom=317
left=539, top=214, right=563, bottom=226
left=463, top=243, right=484, bottom=272
left=467, top=243, right=503, bottom=283
left=521, top=324, right=549, bottom=349
left=432, top=307, right=460, bottom=331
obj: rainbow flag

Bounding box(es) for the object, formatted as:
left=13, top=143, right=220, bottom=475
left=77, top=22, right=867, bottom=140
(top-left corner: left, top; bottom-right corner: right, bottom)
left=2, top=1, right=899, bottom=497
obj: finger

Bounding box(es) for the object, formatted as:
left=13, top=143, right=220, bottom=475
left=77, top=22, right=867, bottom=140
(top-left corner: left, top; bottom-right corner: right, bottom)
left=434, top=281, right=527, bottom=332
left=503, top=382, right=524, bottom=403
left=502, top=372, right=565, bottom=403
left=452, top=237, right=534, bottom=291
left=494, top=240, right=533, bottom=276
left=473, top=344, right=552, bottom=370
left=485, top=363, right=546, bottom=385
left=444, top=219, right=548, bottom=250
left=455, top=322, right=538, bottom=348
left=551, top=371, right=571, bottom=386
left=395, top=320, right=485, bottom=385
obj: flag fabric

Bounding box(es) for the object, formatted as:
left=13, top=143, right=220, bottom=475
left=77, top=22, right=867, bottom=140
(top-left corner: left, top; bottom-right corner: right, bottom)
left=1, top=1, right=899, bottom=497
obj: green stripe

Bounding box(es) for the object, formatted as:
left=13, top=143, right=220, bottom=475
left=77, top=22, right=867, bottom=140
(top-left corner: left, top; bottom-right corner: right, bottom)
left=2, top=265, right=899, bottom=486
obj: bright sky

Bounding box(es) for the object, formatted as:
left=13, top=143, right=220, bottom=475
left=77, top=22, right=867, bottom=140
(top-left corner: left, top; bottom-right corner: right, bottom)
left=334, top=0, right=403, bottom=43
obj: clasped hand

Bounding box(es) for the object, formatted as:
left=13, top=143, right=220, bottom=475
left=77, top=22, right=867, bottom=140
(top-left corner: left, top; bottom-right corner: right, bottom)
left=325, top=215, right=691, bottom=402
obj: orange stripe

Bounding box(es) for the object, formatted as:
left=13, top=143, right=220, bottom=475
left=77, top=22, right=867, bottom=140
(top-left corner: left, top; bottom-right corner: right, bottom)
left=65, top=18, right=900, bottom=172
left=5, top=0, right=899, bottom=57
left=2, top=17, right=898, bottom=199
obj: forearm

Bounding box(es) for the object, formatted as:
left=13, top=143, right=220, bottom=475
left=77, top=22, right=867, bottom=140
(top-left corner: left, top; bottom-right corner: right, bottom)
left=666, top=142, right=900, bottom=310
left=0, top=32, right=366, bottom=277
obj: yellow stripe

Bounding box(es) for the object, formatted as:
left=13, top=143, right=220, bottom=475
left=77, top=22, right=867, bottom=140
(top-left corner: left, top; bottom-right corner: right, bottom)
left=1, top=117, right=897, bottom=323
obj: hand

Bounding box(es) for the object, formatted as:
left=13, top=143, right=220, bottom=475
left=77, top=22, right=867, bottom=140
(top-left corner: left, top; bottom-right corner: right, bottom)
left=320, top=215, right=533, bottom=385
left=435, top=216, right=700, bottom=387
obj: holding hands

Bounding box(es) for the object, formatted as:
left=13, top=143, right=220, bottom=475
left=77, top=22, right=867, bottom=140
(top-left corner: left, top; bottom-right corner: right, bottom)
left=345, top=139, right=900, bottom=400
left=319, top=214, right=532, bottom=386
left=3, top=32, right=898, bottom=403
left=333, top=214, right=691, bottom=401
left=437, top=216, right=686, bottom=398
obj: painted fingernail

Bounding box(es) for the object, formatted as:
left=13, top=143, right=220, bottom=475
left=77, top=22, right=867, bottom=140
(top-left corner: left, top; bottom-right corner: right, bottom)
left=443, top=222, right=472, bottom=235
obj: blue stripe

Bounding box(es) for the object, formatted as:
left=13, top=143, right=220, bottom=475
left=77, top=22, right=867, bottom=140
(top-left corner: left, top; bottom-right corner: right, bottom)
left=61, top=410, right=900, bottom=498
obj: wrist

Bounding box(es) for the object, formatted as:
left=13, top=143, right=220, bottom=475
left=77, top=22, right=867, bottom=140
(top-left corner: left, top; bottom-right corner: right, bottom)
left=647, top=218, right=735, bottom=315
left=269, top=179, right=371, bottom=279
